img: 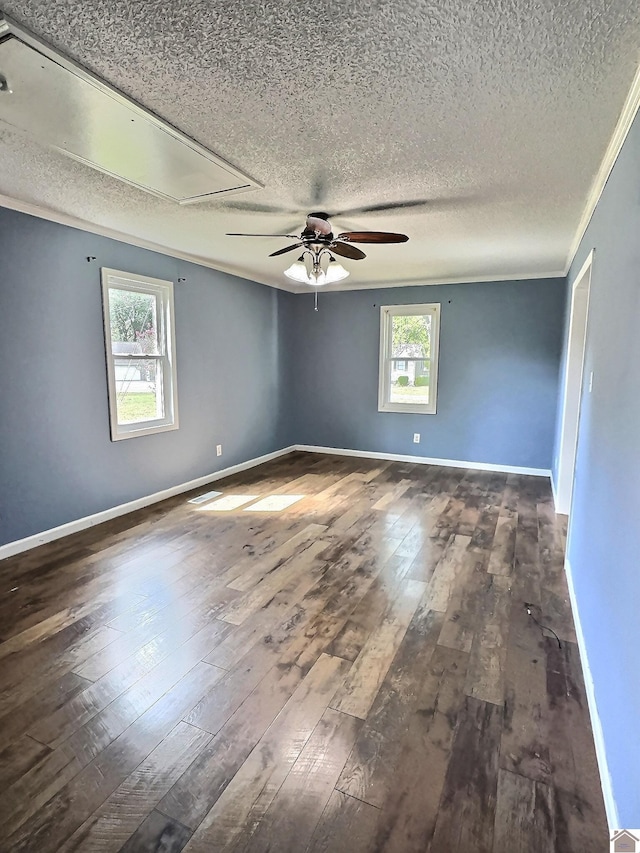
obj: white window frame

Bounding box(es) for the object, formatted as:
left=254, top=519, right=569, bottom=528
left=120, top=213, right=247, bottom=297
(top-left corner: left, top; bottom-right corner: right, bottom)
left=378, top=303, right=441, bottom=415
left=101, top=268, right=179, bottom=440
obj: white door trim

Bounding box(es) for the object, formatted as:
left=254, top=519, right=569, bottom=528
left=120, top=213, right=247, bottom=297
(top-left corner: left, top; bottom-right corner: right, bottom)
left=555, top=250, right=594, bottom=514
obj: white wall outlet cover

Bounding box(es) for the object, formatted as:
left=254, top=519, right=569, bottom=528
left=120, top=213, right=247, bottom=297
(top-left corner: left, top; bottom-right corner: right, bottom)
left=413, top=433, right=420, bottom=443
left=216, top=444, right=222, bottom=456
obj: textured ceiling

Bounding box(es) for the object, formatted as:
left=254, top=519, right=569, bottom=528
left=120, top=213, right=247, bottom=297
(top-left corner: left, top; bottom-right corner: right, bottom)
left=1, top=0, right=639, bottom=290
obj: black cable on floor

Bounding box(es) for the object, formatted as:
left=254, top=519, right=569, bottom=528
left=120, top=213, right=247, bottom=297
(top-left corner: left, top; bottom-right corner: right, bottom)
left=524, top=602, right=562, bottom=648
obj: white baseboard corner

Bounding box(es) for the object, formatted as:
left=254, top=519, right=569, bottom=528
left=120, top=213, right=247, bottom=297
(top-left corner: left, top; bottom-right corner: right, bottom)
left=294, top=444, right=551, bottom=478
left=0, top=446, right=295, bottom=561
left=564, top=558, right=619, bottom=832
left=550, top=472, right=560, bottom=512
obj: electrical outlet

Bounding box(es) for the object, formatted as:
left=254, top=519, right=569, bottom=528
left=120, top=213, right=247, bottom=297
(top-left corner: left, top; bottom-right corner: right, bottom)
left=413, top=433, right=420, bottom=444
left=216, top=444, right=222, bottom=457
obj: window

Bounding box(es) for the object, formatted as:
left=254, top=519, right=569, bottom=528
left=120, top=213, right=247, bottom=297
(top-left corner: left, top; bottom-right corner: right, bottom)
left=101, top=269, right=178, bottom=440
left=378, top=303, right=440, bottom=414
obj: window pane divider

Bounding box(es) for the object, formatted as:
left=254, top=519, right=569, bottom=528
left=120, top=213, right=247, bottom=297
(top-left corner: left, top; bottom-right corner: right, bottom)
left=111, top=353, right=163, bottom=359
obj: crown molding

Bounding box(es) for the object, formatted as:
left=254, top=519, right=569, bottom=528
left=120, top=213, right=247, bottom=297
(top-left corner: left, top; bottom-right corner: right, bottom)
left=0, top=191, right=565, bottom=292
left=288, top=269, right=567, bottom=293
left=565, top=60, right=640, bottom=273
left=0, top=193, right=297, bottom=292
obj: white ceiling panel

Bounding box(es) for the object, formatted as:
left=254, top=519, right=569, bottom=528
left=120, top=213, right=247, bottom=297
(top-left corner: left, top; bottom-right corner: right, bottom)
left=0, top=32, right=260, bottom=203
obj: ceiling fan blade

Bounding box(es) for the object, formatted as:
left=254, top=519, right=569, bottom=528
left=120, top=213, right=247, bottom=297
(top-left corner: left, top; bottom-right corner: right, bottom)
left=337, top=231, right=409, bottom=244
left=281, top=222, right=305, bottom=235
left=222, top=202, right=301, bottom=214
left=311, top=170, right=328, bottom=206
left=269, top=243, right=304, bottom=257
left=330, top=242, right=366, bottom=260
left=332, top=194, right=482, bottom=218
left=226, top=233, right=300, bottom=238
left=335, top=199, right=433, bottom=216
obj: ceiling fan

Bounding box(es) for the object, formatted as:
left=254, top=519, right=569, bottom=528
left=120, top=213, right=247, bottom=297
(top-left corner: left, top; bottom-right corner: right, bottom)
left=227, top=212, right=408, bottom=284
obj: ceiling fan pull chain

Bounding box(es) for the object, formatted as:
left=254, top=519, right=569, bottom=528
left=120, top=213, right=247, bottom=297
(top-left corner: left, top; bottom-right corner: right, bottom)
left=314, top=290, right=319, bottom=312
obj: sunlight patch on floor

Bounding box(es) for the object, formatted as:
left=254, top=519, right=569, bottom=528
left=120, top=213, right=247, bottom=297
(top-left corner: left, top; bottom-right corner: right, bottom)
left=188, top=490, right=222, bottom=504
left=243, top=495, right=305, bottom=512
left=197, top=495, right=258, bottom=511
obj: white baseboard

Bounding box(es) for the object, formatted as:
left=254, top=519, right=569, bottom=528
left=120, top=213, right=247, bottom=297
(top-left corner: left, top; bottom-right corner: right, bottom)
left=0, top=446, right=296, bottom=561
left=0, top=443, right=549, bottom=561
left=564, top=558, right=619, bottom=832
left=550, top=471, right=560, bottom=511
left=294, top=444, right=551, bottom=478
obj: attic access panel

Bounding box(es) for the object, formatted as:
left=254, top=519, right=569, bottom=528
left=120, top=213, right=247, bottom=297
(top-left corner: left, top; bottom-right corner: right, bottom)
left=0, top=18, right=261, bottom=204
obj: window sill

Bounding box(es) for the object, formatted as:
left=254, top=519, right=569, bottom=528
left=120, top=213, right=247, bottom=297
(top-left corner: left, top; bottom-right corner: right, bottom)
left=111, top=420, right=179, bottom=441
left=378, top=404, right=437, bottom=415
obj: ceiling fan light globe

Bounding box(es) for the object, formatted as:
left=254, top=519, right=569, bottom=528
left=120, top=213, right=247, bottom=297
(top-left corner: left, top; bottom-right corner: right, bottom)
left=283, top=260, right=349, bottom=286
left=284, top=260, right=313, bottom=283
left=324, top=262, right=350, bottom=283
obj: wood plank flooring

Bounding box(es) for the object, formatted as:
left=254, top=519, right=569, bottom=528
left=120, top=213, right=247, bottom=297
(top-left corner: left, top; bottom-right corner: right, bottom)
left=0, top=451, right=608, bottom=852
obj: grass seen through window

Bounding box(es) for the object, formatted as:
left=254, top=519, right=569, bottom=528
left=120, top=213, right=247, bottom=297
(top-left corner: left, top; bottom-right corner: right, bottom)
left=116, top=392, right=158, bottom=423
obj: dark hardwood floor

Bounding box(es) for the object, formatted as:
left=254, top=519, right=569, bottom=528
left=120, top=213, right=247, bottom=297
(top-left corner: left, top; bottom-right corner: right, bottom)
left=0, top=452, right=608, bottom=851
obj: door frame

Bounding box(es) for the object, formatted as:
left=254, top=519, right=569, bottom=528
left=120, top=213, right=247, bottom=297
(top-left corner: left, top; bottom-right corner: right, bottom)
left=555, top=249, right=594, bottom=515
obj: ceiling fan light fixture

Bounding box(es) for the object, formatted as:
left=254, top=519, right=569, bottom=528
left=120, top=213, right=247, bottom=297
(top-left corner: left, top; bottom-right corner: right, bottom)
left=284, top=258, right=350, bottom=286
left=229, top=212, right=408, bottom=284
left=324, top=257, right=350, bottom=283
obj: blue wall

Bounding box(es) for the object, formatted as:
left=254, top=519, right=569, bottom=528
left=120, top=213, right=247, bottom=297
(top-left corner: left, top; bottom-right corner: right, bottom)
left=553, top=112, right=640, bottom=826
left=283, top=280, right=566, bottom=470
left=0, top=210, right=568, bottom=546
left=0, top=207, right=285, bottom=547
